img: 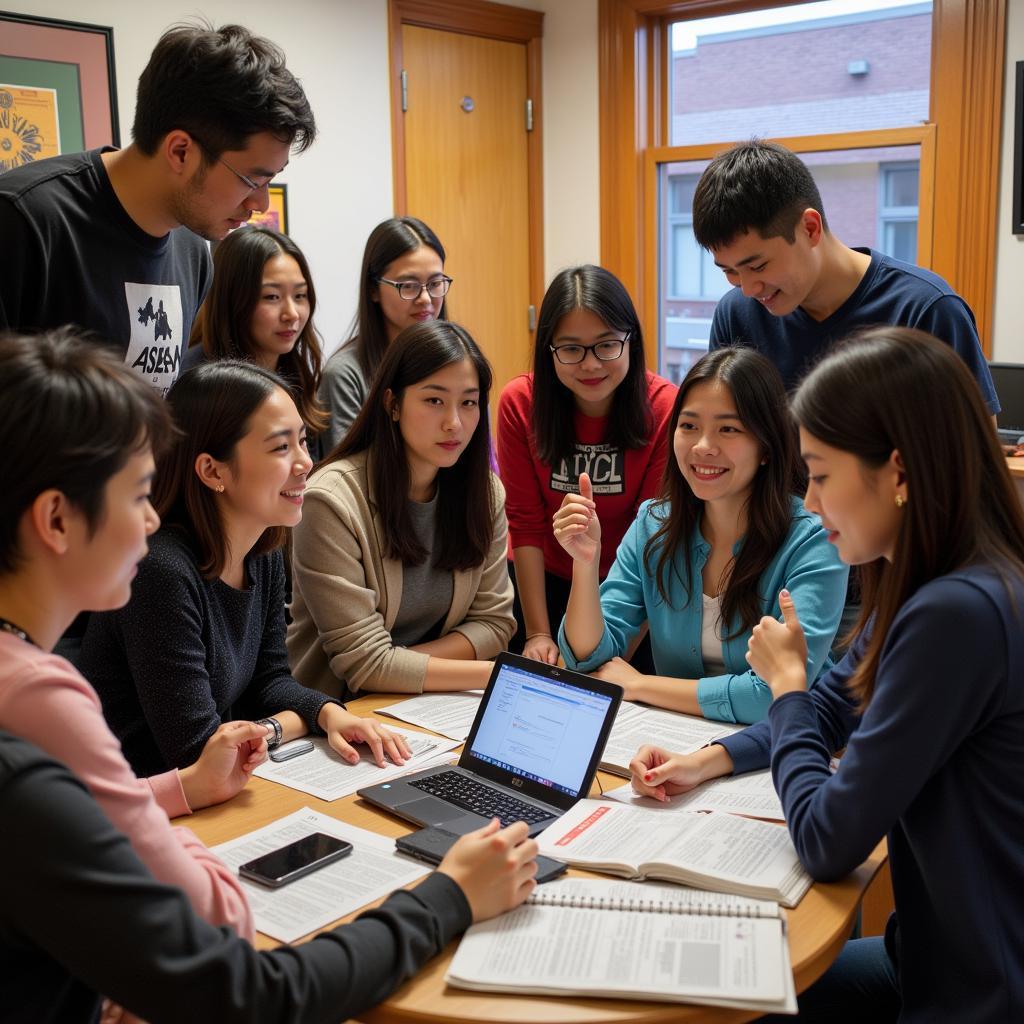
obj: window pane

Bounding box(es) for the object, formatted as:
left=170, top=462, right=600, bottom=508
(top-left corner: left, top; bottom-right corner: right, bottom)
left=657, top=146, right=920, bottom=380
left=883, top=220, right=917, bottom=263
left=884, top=166, right=919, bottom=207
left=671, top=0, right=933, bottom=146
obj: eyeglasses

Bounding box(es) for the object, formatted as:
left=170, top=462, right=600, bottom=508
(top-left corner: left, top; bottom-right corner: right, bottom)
left=375, top=276, right=453, bottom=301
left=218, top=154, right=274, bottom=194
left=549, top=335, right=629, bottom=365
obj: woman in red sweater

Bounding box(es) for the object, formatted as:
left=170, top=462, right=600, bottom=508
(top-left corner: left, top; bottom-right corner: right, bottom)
left=496, top=265, right=676, bottom=665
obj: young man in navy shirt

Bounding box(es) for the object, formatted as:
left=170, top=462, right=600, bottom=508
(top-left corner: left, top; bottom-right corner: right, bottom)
left=692, top=140, right=999, bottom=417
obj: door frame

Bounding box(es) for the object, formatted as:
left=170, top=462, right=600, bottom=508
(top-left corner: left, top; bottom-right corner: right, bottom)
left=388, top=0, right=546, bottom=316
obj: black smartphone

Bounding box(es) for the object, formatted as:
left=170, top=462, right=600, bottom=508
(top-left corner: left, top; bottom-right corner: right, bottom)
left=395, top=826, right=568, bottom=884
left=239, top=832, right=353, bottom=888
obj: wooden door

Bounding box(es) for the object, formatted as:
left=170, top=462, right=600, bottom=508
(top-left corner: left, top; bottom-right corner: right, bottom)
left=400, top=24, right=534, bottom=416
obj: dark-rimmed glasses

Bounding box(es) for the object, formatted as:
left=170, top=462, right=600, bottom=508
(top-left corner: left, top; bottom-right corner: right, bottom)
left=549, top=334, right=629, bottom=364
left=375, top=276, right=453, bottom=301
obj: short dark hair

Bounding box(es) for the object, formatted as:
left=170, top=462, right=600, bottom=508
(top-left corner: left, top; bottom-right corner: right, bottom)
left=132, top=22, right=316, bottom=159
left=154, top=361, right=293, bottom=578
left=793, top=327, right=1024, bottom=709
left=0, top=329, right=172, bottom=575
left=349, top=217, right=448, bottom=378
left=692, top=140, right=829, bottom=252
left=326, top=320, right=495, bottom=572
left=531, top=265, right=652, bottom=467
left=189, top=226, right=328, bottom=435
left=645, top=347, right=802, bottom=638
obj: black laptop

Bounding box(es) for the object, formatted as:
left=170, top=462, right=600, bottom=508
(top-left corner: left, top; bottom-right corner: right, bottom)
left=357, top=652, right=622, bottom=836
left=991, top=362, right=1024, bottom=445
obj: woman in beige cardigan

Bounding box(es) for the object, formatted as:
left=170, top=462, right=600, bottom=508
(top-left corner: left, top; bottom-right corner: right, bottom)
left=288, top=321, right=515, bottom=699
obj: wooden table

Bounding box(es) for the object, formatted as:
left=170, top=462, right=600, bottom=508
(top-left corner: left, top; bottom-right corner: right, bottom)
left=180, top=695, right=887, bottom=1024
left=1008, top=456, right=1024, bottom=505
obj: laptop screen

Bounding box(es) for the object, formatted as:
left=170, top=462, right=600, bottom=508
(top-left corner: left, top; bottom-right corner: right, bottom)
left=466, top=661, right=615, bottom=799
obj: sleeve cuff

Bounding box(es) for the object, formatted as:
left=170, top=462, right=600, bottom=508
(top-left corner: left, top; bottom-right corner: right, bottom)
left=715, top=721, right=773, bottom=774
left=557, top=621, right=616, bottom=671
left=406, top=871, right=473, bottom=945
left=147, top=769, right=191, bottom=818
left=696, top=674, right=739, bottom=723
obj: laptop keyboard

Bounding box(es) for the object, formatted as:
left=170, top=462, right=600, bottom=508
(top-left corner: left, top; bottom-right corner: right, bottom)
left=409, top=771, right=552, bottom=827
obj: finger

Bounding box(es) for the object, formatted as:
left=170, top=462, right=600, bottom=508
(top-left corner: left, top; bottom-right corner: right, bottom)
left=362, top=727, right=386, bottom=767
left=331, top=733, right=360, bottom=764
left=778, top=589, right=801, bottom=630
left=544, top=646, right=558, bottom=665
left=579, top=471, right=593, bottom=501
left=231, top=720, right=274, bottom=743
left=497, top=820, right=532, bottom=847
left=380, top=731, right=407, bottom=765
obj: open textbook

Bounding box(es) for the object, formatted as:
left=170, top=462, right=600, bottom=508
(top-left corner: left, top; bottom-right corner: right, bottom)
left=600, top=702, right=742, bottom=776
left=212, top=807, right=429, bottom=943
left=253, top=728, right=460, bottom=801
left=607, top=770, right=785, bottom=820
left=446, top=877, right=796, bottom=1014
left=536, top=799, right=812, bottom=907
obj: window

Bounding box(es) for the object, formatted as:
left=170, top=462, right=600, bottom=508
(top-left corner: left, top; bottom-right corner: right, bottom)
left=653, top=0, right=933, bottom=381
left=879, top=161, right=920, bottom=264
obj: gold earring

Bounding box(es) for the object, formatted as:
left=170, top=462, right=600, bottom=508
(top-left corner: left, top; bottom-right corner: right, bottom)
left=895, top=494, right=906, bottom=508
left=216, top=484, right=225, bottom=493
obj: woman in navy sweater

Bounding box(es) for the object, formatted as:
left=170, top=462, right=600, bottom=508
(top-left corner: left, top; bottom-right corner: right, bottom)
left=630, top=327, right=1024, bottom=1022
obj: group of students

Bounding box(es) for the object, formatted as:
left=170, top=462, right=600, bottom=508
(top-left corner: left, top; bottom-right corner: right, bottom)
left=0, top=19, right=1022, bottom=1024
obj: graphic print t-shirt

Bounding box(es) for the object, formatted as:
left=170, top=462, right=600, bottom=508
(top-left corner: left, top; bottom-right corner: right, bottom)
left=497, top=371, right=678, bottom=580
left=0, top=147, right=211, bottom=396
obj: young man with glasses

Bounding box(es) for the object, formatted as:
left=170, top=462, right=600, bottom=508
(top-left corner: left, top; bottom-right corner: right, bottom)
left=0, top=21, right=316, bottom=400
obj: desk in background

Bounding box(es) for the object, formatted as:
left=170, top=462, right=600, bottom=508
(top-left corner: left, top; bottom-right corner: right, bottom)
left=180, top=694, right=887, bottom=1024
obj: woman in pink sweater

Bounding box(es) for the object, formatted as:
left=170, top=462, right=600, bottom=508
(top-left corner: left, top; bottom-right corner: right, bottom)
left=0, top=329, right=259, bottom=939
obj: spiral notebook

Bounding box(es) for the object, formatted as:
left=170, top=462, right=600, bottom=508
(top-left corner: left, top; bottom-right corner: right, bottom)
left=446, top=878, right=797, bottom=1013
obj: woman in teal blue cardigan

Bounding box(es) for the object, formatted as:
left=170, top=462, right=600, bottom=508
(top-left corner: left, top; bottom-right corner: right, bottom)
left=555, top=348, right=847, bottom=724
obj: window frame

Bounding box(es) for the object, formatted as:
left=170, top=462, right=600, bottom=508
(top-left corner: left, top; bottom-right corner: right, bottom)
left=599, top=0, right=1007, bottom=367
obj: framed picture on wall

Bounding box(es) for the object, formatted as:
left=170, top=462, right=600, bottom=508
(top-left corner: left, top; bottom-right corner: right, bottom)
left=245, top=183, right=289, bottom=235
left=0, top=11, right=119, bottom=172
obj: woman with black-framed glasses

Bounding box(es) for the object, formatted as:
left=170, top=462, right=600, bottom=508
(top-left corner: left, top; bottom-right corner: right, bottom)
left=319, top=217, right=451, bottom=450
left=495, top=264, right=677, bottom=668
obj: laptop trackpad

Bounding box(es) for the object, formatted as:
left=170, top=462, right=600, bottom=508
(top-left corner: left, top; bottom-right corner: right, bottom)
left=398, top=796, right=476, bottom=828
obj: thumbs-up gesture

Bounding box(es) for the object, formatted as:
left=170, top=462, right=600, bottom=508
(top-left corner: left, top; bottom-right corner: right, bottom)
left=745, top=589, right=809, bottom=698
left=552, top=472, right=602, bottom=564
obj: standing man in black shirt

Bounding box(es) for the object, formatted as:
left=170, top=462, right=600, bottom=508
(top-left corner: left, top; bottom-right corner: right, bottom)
left=0, top=21, right=317, bottom=398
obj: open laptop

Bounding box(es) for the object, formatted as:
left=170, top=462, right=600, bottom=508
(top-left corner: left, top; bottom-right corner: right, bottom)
left=991, top=362, right=1024, bottom=445
left=358, top=652, right=622, bottom=837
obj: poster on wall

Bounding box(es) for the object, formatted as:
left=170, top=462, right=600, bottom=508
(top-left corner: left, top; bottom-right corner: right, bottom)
left=0, top=11, right=119, bottom=172
left=244, top=184, right=290, bottom=235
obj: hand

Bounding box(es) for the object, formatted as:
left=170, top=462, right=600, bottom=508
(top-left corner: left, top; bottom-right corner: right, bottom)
left=628, top=744, right=712, bottom=802
left=178, top=720, right=268, bottom=810
left=745, top=589, right=808, bottom=698
left=436, top=818, right=538, bottom=922
left=100, top=1000, right=145, bottom=1024
left=523, top=633, right=559, bottom=665
left=552, top=472, right=601, bottom=564
left=320, top=705, right=413, bottom=767
left=591, top=656, right=642, bottom=699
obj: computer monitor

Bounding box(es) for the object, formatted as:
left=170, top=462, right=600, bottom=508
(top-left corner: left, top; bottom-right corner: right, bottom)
left=990, top=363, right=1024, bottom=434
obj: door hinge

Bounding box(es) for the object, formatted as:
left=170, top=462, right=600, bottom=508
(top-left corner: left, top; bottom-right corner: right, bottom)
left=528, top=304, right=537, bottom=331
left=401, top=70, right=408, bottom=113
left=525, top=98, right=534, bottom=132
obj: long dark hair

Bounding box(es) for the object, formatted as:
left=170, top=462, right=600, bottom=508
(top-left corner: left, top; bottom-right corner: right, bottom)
left=348, top=217, right=448, bottom=379
left=155, top=361, right=294, bottom=577
left=189, top=226, right=328, bottom=435
left=531, top=265, right=652, bottom=467
left=644, top=347, right=801, bottom=639
left=793, top=327, right=1024, bottom=709
left=325, top=320, right=493, bottom=571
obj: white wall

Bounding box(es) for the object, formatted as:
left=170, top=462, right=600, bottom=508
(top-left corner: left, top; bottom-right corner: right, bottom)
left=993, top=1, right=1024, bottom=363
left=13, top=0, right=397, bottom=350
left=8, top=0, right=601, bottom=351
